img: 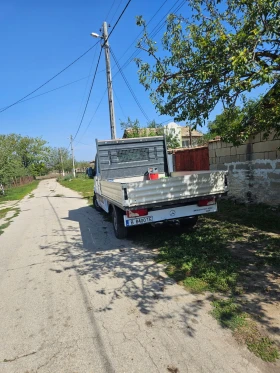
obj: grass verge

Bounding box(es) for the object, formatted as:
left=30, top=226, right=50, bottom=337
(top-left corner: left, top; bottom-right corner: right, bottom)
left=212, top=299, right=279, bottom=362
left=58, top=175, right=94, bottom=202
left=0, top=181, right=39, bottom=202
left=131, top=199, right=280, bottom=362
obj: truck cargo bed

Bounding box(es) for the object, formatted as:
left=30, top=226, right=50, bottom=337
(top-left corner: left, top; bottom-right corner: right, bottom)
left=100, top=170, right=227, bottom=209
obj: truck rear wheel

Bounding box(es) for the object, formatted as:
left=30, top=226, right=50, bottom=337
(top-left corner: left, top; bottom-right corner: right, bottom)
left=112, top=205, right=128, bottom=239
left=180, top=216, right=198, bottom=229
left=93, top=194, right=102, bottom=212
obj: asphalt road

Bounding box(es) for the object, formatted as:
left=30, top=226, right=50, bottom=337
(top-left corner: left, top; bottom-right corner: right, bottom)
left=0, top=179, right=274, bottom=373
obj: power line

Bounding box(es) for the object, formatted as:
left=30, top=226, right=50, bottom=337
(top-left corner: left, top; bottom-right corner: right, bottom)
left=105, top=0, right=118, bottom=21
left=160, top=118, right=173, bottom=125
left=0, top=41, right=100, bottom=114
left=107, top=0, right=132, bottom=40
left=110, top=46, right=151, bottom=123
left=113, top=0, right=169, bottom=68
left=0, top=75, right=91, bottom=109
left=0, top=64, right=106, bottom=110
left=73, top=47, right=103, bottom=141
left=77, top=88, right=108, bottom=142
left=117, top=0, right=185, bottom=72
left=75, top=140, right=93, bottom=146
left=73, top=0, right=133, bottom=141
left=74, top=44, right=99, bottom=123
left=108, top=0, right=124, bottom=25
left=113, top=87, right=127, bottom=118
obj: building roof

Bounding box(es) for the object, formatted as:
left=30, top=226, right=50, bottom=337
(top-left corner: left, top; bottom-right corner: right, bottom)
left=181, top=127, right=203, bottom=137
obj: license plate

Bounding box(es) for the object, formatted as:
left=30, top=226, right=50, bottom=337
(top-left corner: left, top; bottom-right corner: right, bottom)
left=126, top=216, right=153, bottom=226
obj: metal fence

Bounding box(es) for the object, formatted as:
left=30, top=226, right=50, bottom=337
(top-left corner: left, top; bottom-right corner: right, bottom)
left=172, top=146, right=210, bottom=171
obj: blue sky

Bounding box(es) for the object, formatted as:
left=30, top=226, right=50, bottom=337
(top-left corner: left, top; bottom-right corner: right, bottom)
left=0, top=0, right=268, bottom=160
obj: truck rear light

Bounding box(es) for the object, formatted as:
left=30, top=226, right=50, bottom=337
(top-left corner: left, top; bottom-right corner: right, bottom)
left=126, top=209, right=148, bottom=218
left=198, top=198, right=216, bottom=207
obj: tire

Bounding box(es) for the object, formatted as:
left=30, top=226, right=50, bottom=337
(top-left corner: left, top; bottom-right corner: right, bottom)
left=112, top=205, right=128, bottom=239
left=93, top=194, right=102, bottom=212
left=180, top=216, right=198, bottom=229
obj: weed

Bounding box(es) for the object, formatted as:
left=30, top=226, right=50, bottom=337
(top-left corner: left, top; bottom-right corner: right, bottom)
left=0, top=208, right=20, bottom=235
left=0, top=222, right=9, bottom=235
left=0, top=208, right=12, bottom=220
left=212, top=299, right=279, bottom=362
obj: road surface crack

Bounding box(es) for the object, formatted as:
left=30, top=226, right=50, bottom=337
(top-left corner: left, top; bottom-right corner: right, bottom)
left=135, top=335, right=161, bottom=373
left=3, top=350, right=37, bottom=362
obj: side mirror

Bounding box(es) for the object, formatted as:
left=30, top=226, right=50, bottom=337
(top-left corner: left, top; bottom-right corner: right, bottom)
left=92, top=169, right=96, bottom=177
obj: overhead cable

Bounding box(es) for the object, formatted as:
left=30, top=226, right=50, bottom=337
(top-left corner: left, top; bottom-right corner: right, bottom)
left=110, top=46, right=151, bottom=123
left=0, top=41, right=100, bottom=113
left=73, top=47, right=103, bottom=141
left=107, top=0, right=132, bottom=40
left=77, top=88, right=108, bottom=142
left=73, top=0, right=133, bottom=141
left=105, top=0, right=118, bottom=21
left=118, top=0, right=185, bottom=71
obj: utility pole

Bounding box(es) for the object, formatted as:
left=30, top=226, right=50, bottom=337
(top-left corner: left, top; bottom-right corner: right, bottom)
left=70, top=135, right=76, bottom=178
left=59, top=148, right=65, bottom=177
left=102, top=22, right=116, bottom=140
left=189, top=125, right=192, bottom=147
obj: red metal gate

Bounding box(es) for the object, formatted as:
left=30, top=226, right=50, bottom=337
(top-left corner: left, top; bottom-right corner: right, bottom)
left=174, top=146, right=209, bottom=171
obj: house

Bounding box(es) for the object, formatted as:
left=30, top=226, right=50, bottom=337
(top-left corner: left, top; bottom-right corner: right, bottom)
left=181, top=127, right=204, bottom=147
left=122, top=122, right=203, bottom=148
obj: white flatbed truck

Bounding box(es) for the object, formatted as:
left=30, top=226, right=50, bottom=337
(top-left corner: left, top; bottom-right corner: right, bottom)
left=93, top=136, right=228, bottom=238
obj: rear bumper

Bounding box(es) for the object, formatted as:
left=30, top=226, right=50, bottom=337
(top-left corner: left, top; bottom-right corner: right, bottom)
left=124, top=203, right=217, bottom=227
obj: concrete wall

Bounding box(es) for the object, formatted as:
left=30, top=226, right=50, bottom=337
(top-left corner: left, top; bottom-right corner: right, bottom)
left=209, top=133, right=280, bottom=205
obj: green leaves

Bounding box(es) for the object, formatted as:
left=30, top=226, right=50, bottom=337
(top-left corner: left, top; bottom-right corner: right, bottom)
left=0, top=134, right=50, bottom=183
left=136, top=0, right=280, bottom=141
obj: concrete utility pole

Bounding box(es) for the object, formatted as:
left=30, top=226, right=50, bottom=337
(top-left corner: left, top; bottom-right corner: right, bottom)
left=102, top=22, right=116, bottom=140
left=70, top=135, right=76, bottom=178
left=91, top=23, right=116, bottom=139
left=59, top=148, right=65, bottom=177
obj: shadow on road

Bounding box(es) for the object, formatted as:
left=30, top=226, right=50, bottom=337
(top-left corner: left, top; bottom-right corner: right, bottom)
left=40, top=202, right=205, bottom=339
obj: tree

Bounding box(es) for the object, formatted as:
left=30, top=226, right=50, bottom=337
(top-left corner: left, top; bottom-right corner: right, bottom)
left=0, top=134, right=50, bottom=184
left=136, top=0, right=280, bottom=141
left=47, top=147, right=72, bottom=173
left=120, top=117, right=180, bottom=148
left=0, top=135, right=25, bottom=185
left=120, top=117, right=142, bottom=137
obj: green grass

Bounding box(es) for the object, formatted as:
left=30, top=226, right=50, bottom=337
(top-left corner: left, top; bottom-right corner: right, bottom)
left=131, top=199, right=280, bottom=361
left=133, top=200, right=280, bottom=294
left=0, top=208, right=12, bottom=220
left=137, top=219, right=240, bottom=293
left=0, top=180, right=39, bottom=202
left=0, top=207, right=20, bottom=235
left=212, top=299, right=279, bottom=362
left=0, top=222, right=10, bottom=235
left=215, top=199, right=280, bottom=233
left=58, top=175, right=94, bottom=202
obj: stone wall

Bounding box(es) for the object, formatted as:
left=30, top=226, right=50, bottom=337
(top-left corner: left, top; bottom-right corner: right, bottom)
left=209, top=133, right=280, bottom=205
